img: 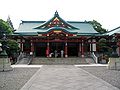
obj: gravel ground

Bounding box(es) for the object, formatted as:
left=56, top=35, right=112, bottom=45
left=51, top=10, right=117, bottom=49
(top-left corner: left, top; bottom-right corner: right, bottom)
left=80, top=66, right=120, bottom=89
left=0, top=68, right=39, bottom=90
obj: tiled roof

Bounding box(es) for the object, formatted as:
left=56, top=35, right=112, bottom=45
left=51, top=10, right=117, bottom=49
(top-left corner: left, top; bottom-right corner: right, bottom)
left=104, top=26, right=120, bottom=36
left=14, top=11, right=99, bottom=36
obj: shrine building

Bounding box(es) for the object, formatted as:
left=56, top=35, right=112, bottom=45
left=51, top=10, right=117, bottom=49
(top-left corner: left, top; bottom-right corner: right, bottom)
left=14, top=11, right=102, bottom=58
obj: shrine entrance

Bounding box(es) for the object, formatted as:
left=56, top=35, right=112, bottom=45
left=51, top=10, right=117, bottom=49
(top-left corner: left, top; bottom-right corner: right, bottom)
left=49, top=42, right=79, bottom=57
left=49, top=42, right=65, bottom=57
left=35, top=42, right=46, bottom=57
left=68, top=43, right=79, bottom=57
left=33, top=28, right=86, bottom=58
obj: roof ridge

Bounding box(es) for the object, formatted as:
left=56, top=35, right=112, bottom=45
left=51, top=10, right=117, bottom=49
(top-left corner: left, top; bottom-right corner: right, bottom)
left=108, top=26, right=120, bottom=33
left=21, top=20, right=89, bottom=23
left=22, top=21, right=46, bottom=23
left=104, top=26, right=120, bottom=36
left=67, top=21, right=89, bottom=23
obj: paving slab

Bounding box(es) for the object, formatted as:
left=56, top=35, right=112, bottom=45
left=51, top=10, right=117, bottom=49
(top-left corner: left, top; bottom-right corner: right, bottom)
left=11, top=65, right=43, bottom=68
left=75, top=64, right=108, bottom=67
left=20, top=65, right=119, bottom=90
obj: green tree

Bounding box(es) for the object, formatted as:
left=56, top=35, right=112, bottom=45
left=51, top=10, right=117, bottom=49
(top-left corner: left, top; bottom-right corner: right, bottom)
left=89, top=20, right=107, bottom=34
left=0, top=19, right=19, bottom=64
left=98, top=38, right=112, bottom=55
left=7, top=39, right=19, bottom=52
left=0, top=39, right=19, bottom=56
left=0, top=19, right=13, bottom=38
left=7, top=16, right=14, bottom=31
left=6, top=39, right=20, bottom=64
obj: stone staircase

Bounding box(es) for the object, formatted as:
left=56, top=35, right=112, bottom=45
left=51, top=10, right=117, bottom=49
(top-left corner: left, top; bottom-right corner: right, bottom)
left=16, top=58, right=30, bottom=65
left=30, top=57, right=95, bottom=65
left=16, top=56, right=32, bottom=65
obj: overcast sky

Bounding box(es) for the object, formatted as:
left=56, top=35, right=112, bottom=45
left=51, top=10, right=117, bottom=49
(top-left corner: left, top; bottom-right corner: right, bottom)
left=0, top=0, right=120, bottom=30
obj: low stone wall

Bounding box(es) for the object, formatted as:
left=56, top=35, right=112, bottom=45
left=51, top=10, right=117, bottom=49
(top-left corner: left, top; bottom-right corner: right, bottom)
left=107, top=58, right=120, bottom=70
left=0, top=58, right=12, bottom=71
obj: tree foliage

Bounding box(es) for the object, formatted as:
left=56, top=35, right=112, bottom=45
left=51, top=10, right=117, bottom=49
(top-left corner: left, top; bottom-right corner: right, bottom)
left=89, top=20, right=107, bottom=34
left=6, top=39, right=20, bottom=64
left=0, top=39, right=20, bottom=58
left=0, top=19, right=19, bottom=57
left=98, top=38, right=112, bottom=55
left=7, top=39, right=19, bottom=51
left=0, top=19, right=13, bottom=38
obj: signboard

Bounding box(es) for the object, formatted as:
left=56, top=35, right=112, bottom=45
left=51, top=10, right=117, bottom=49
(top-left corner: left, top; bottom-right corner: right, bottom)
left=53, top=30, right=61, bottom=33
left=38, top=34, right=42, bottom=36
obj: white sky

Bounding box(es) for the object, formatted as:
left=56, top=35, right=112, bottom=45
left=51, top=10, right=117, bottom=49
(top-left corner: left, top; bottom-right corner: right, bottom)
left=0, top=0, right=120, bottom=30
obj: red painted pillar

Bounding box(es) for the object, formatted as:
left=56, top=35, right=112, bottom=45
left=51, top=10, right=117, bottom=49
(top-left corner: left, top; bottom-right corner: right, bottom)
left=81, top=40, right=84, bottom=57
left=65, top=42, right=68, bottom=58
left=46, top=42, right=50, bottom=57
left=78, top=43, right=81, bottom=57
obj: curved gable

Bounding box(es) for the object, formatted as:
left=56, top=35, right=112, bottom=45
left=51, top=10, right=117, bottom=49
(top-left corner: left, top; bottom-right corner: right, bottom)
left=34, top=11, right=79, bottom=30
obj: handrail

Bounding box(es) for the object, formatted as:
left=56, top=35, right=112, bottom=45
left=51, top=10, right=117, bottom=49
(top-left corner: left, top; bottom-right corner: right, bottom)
left=16, top=52, right=24, bottom=64
left=91, top=52, right=98, bottom=63
left=27, top=55, right=33, bottom=65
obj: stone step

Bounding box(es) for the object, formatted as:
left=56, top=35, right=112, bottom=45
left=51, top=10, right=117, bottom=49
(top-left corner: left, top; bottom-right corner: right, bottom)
left=30, top=58, right=95, bottom=65
left=16, top=57, right=31, bottom=65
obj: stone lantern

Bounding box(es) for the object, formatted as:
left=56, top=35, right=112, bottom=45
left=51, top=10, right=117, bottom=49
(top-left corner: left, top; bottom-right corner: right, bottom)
left=0, top=34, right=12, bottom=71
left=108, top=36, right=120, bottom=70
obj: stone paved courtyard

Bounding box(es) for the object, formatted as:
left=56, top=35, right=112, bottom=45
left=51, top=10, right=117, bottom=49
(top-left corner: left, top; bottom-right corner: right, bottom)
left=0, top=65, right=120, bottom=90
left=21, top=65, right=119, bottom=90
